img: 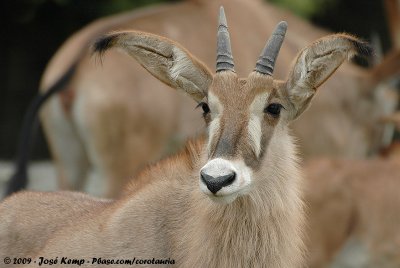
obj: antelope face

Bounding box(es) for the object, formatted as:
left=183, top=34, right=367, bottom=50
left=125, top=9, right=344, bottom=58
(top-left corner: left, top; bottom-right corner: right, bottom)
left=94, top=7, right=371, bottom=204
left=199, top=72, right=290, bottom=203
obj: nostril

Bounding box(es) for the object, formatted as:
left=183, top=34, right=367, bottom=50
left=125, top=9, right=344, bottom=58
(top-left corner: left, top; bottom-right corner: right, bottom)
left=200, top=170, right=211, bottom=184
left=222, top=172, right=236, bottom=187
left=200, top=171, right=236, bottom=194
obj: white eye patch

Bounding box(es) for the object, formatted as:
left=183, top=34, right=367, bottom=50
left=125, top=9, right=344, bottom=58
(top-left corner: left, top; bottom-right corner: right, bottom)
left=247, top=93, right=269, bottom=157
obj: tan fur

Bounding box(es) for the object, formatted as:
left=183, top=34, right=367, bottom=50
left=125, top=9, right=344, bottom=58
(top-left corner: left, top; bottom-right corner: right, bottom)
left=38, top=0, right=397, bottom=198
left=304, top=156, right=400, bottom=267
left=0, top=191, right=111, bottom=257
left=0, top=28, right=361, bottom=267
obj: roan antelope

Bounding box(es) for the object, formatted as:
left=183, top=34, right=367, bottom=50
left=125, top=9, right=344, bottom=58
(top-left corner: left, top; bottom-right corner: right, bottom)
left=6, top=0, right=396, bottom=198
left=0, top=7, right=372, bottom=268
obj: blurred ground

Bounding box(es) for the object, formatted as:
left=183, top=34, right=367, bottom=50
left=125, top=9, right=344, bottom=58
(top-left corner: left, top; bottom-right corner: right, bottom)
left=0, top=161, right=56, bottom=198
left=0, top=161, right=104, bottom=198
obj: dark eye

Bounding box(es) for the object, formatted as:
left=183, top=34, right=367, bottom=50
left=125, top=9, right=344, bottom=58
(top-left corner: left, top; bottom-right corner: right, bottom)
left=197, top=102, right=210, bottom=115
left=264, top=103, right=284, bottom=117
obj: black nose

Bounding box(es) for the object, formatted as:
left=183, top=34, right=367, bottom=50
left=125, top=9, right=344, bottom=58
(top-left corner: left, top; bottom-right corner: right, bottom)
left=200, top=171, right=236, bottom=194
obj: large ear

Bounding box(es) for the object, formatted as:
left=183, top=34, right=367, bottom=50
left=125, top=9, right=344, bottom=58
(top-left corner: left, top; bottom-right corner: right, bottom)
left=285, top=34, right=372, bottom=119
left=92, top=31, right=212, bottom=102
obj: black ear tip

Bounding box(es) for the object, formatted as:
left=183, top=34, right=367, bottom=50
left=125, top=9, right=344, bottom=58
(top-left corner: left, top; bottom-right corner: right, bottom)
left=92, top=33, right=119, bottom=55
left=351, top=39, right=374, bottom=58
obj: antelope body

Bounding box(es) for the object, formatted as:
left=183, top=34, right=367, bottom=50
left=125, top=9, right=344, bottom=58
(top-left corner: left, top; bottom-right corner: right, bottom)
left=8, top=0, right=395, bottom=198
left=0, top=8, right=371, bottom=268
left=305, top=117, right=400, bottom=267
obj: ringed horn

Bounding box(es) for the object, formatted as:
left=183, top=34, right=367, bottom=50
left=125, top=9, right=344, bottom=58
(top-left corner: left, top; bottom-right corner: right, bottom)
left=216, top=6, right=235, bottom=72
left=255, top=21, right=288, bottom=75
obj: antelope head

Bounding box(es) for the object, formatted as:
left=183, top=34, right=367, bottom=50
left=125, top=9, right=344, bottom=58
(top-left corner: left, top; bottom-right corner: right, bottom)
left=93, top=7, right=371, bottom=204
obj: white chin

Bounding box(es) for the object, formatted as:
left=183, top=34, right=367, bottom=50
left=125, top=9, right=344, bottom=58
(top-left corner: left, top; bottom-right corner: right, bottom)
left=206, top=192, right=239, bottom=204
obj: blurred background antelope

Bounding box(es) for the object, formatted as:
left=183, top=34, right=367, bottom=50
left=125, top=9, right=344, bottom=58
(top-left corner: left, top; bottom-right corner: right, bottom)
left=0, top=0, right=399, bottom=267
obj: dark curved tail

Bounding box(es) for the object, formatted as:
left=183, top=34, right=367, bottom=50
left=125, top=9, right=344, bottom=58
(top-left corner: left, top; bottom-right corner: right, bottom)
left=5, top=63, right=78, bottom=197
